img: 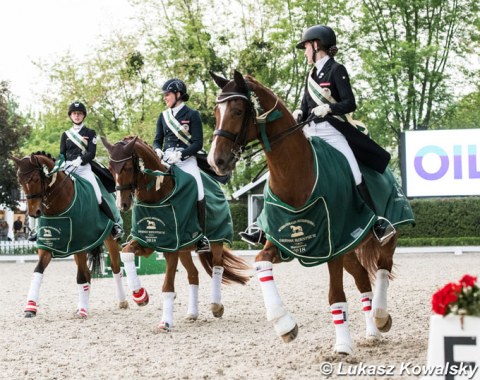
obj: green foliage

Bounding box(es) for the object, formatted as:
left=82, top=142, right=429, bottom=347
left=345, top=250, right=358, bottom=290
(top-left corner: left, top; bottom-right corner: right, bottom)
left=0, top=82, right=30, bottom=209
left=400, top=197, right=480, bottom=239
left=229, top=202, right=248, bottom=239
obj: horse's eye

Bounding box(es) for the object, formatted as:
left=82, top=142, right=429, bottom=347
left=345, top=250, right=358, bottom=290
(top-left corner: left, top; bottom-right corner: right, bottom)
left=233, top=109, right=243, bottom=117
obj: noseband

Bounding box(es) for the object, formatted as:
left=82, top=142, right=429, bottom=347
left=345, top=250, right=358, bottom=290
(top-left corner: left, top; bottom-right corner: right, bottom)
left=214, top=92, right=254, bottom=160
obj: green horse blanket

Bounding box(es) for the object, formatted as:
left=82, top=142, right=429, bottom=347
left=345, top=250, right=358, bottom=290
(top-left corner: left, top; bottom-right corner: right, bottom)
left=36, top=174, right=122, bottom=258
left=131, top=165, right=233, bottom=252
left=257, top=137, right=415, bottom=267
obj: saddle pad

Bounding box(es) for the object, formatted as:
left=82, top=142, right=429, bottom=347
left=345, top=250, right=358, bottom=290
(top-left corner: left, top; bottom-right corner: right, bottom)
left=131, top=166, right=233, bottom=251
left=257, top=137, right=414, bottom=267
left=36, top=174, right=121, bottom=258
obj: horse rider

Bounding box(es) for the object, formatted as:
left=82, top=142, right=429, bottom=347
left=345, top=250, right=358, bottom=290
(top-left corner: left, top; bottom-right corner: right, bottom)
left=240, top=25, right=395, bottom=246
left=153, top=79, right=211, bottom=254
left=58, top=102, right=123, bottom=240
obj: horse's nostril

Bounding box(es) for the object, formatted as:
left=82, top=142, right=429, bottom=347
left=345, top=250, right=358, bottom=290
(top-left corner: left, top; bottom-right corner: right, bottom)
left=215, top=158, right=224, bottom=167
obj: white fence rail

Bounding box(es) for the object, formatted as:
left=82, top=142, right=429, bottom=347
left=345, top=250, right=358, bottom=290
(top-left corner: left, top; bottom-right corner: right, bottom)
left=0, top=240, right=37, bottom=256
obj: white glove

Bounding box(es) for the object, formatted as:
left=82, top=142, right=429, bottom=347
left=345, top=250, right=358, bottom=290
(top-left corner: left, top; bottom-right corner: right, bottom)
left=311, top=104, right=331, bottom=118
left=155, top=148, right=164, bottom=160
left=292, top=109, right=303, bottom=122
left=166, top=151, right=182, bottom=164
left=71, top=157, right=82, bottom=167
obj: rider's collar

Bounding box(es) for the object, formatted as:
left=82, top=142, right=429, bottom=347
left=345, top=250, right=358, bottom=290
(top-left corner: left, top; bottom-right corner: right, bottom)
left=171, top=102, right=185, bottom=116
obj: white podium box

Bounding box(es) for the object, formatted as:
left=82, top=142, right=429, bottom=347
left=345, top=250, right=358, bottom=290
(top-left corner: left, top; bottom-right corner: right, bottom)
left=423, top=315, right=480, bottom=380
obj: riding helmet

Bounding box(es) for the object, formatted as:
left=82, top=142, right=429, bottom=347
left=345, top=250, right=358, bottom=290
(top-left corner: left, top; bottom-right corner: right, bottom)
left=296, top=25, right=336, bottom=49
left=68, top=102, right=87, bottom=116
left=162, top=79, right=187, bottom=95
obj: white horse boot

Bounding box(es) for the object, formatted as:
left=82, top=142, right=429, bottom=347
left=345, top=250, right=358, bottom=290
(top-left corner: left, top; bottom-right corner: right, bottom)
left=120, top=252, right=149, bottom=305
left=159, top=292, right=176, bottom=332
left=330, top=302, right=353, bottom=355
left=211, top=266, right=224, bottom=317
left=360, top=292, right=381, bottom=340
left=112, top=271, right=128, bottom=309
left=76, top=283, right=90, bottom=318
left=25, top=272, right=43, bottom=317
left=372, top=269, right=392, bottom=331
left=256, top=261, right=296, bottom=339
left=185, top=284, right=199, bottom=321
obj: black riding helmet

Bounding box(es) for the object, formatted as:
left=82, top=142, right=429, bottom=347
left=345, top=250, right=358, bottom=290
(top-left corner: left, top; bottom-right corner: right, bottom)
left=68, top=102, right=87, bottom=117
left=296, top=25, right=336, bottom=50
left=162, top=78, right=190, bottom=101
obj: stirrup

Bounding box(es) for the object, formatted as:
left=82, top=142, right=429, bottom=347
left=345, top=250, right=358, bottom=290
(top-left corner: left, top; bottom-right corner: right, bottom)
left=239, top=223, right=266, bottom=246
left=195, top=236, right=211, bottom=254
left=28, top=232, right=37, bottom=242
left=111, top=224, right=124, bottom=240
left=373, top=217, right=396, bottom=246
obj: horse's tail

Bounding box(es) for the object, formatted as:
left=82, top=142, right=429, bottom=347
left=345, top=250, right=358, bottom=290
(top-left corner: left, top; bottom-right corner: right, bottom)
left=355, top=233, right=397, bottom=283
left=87, top=245, right=104, bottom=278
left=198, top=246, right=252, bottom=285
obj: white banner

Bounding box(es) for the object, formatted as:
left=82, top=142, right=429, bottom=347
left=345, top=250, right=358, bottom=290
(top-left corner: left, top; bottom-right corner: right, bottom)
left=403, top=129, right=480, bottom=197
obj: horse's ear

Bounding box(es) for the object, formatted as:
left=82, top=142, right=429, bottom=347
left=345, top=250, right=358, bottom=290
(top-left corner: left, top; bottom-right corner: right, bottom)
left=209, top=71, right=229, bottom=89
left=101, top=136, right=114, bottom=153
left=233, top=70, right=248, bottom=94
left=8, top=155, right=22, bottom=167
left=124, top=136, right=138, bottom=156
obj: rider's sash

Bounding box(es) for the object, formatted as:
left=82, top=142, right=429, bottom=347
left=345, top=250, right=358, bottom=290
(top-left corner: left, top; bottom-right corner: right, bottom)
left=307, top=68, right=368, bottom=135
left=163, top=109, right=193, bottom=146
left=66, top=128, right=88, bottom=152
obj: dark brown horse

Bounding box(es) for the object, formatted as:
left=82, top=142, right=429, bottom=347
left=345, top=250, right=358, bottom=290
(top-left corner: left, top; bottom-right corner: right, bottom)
left=207, top=71, right=405, bottom=355
left=101, top=136, right=251, bottom=332
left=10, top=152, right=128, bottom=318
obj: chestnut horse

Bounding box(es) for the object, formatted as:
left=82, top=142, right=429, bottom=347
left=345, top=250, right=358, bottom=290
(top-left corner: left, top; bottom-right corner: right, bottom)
left=101, top=136, right=251, bottom=332
left=208, top=71, right=413, bottom=355
left=10, top=152, right=128, bottom=319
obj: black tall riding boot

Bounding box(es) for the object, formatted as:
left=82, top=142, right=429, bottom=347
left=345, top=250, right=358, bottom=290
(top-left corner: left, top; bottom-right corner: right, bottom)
left=99, top=198, right=123, bottom=240
left=239, top=223, right=267, bottom=246
left=356, top=181, right=395, bottom=245
left=195, top=199, right=211, bottom=253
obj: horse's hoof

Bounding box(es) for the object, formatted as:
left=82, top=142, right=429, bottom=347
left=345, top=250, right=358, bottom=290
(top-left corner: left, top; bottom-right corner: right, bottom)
left=375, top=314, right=392, bottom=332
left=133, top=288, right=149, bottom=306
left=211, top=303, right=224, bottom=318
left=365, top=330, right=382, bottom=341
left=74, top=308, right=88, bottom=319
left=118, top=300, right=129, bottom=309
left=156, top=321, right=172, bottom=333
left=335, top=343, right=353, bottom=355
left=185, top=313, right=198, bottom=322
left=280, top=324, right=299, bottom=343
left=24, top=311, right=37, bottom=318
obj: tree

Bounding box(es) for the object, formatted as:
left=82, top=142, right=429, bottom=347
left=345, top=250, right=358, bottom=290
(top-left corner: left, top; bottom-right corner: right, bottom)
left=0, top=82, right=30, bottom=209
left=354, top=0, right=480, bottom=148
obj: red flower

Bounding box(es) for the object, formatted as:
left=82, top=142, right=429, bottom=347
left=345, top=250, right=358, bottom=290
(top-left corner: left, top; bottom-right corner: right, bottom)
left=459, top=275, right=477, bottom=288
left=431, top=274, right=480, bottom=316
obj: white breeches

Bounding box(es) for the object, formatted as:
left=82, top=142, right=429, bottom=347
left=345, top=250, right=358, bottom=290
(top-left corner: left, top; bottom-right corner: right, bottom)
left=304, top=121, right=362, bottom=185
left=65, top=162, right=102, bottom=204
left=164, top=148, right=204, bottom=200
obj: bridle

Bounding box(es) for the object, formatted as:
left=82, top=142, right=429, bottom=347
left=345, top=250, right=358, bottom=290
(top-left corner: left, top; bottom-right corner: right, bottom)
left=17, top=156, right=67, bottom=211
left=109, top=153, right=141, bottom=193
left=213, top=89, right=312, bottom=161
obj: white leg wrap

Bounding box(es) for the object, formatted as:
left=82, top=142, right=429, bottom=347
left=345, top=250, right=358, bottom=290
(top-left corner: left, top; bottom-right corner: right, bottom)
left=77, top=283, right=90, bottom=316
left=331, top=302, right=353, bottom=355
left=161, top=292, right=176, bottom=327
left=113, top=271, right=127, bottom=302
left=372, top=269, right=389, bottom=318
left=187, top=284, right=199, bottom=318
left=360, top=292, right=381, bottom=339
left=121, top=252, right=141, bottom=292
left=27, top=272, right=43, bottom=303
left=256, top=261, right=296, bottom=336
left=211, top=266, right=224, bottom=304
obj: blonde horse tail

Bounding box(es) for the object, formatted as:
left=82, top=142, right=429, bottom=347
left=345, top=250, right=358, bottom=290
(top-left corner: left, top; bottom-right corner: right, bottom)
left=355, top=234, right=397, bottom=284
left=198, top=246, right=252, bottom=285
